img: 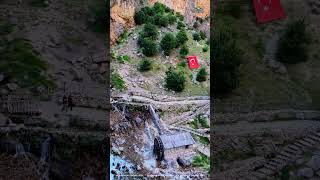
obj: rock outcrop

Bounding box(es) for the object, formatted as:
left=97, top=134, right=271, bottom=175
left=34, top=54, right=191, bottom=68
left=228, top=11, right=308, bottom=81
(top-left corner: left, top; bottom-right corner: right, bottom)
left=110, top=0, right=210, bottom=45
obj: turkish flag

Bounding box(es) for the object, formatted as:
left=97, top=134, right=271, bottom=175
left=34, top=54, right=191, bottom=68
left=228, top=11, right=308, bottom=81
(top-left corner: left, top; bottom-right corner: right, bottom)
left=253, top=0, right=286, bottom=24
left=187, top=56, right=200, bottom=69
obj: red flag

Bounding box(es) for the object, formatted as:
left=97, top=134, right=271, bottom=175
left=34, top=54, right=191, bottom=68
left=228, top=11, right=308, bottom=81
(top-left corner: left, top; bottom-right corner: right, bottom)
left=187, top=56, right=200, bottom=69
left=253, top=0, right=286, bottom=24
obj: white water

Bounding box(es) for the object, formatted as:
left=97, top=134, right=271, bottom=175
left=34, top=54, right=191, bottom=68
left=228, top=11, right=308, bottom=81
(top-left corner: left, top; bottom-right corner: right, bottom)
left=110, top=154, right=136, bottom=180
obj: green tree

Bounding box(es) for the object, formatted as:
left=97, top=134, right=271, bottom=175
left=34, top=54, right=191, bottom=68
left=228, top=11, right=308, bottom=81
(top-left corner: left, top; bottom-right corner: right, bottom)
left=277, top=19, right=311, bottom=64
left=212, top=28, right=242, bottom=94
left=176, top=29, right=188, bottom=46
left=141, top=23, right=159, bottom=40
left=168, top=14, right=177, bottom=24
left=200, top=31, right=206, bottom=40
left=177, top=21, right=186, bottom=30
left=138, top=58, right=153, bottom=72
left=161, top=33, right=177, bottom=56
left=134, top=10, right=145, bottom=25
left=140, top=38, right=158, bottom=57
left=179, top=45, right=189, bottom=57
left=193, top=33, right=201, bottom=41
left=155, top=14, right=169, bottom=27
left=196, top=67, right=207, bottom=82
left=176, top=12, right=184, bottom=21
left=165, top=67, right=186, bottom=92
left=153, top=2, right=166, bottom=14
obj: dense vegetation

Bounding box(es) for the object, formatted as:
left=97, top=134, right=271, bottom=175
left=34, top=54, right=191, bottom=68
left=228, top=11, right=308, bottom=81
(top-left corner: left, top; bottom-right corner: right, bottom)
left=138, top=58, right=153, bottom=72
left=0, top=39, right=54, bottom=88
left=212, top=28, right=242, bottom=94
left=277, top=19, right=311, bottom=64
left=196, top=67, right=207, bottom=82
left=165, top=67, right=186, bottom=92
left=161, top=33, right=177, bottom=56
left=111, top=72, right=126, bottom=91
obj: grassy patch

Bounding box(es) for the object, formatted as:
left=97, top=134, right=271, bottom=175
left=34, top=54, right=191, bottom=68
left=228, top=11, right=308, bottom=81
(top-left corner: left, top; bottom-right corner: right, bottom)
left=192, top=153, right=210, bottom=171
left=111, top=72, right=126, bottom=91
left=0, top=39, right=54, bottom=88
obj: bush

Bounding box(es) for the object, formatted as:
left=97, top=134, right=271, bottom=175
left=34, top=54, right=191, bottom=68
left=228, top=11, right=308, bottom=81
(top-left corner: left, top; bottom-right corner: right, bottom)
left=176, top=12, right=184, bottom=21
left=200, top=31, right=206, bottom=40
left=165, top=67, right=186, bottom=92
left=141, top=23, right=159, bottom=40
left=193, top=33, right=201, bottom=41
left=178, top=60, right=187, bottom=68
left=134, top=10, right=145, bottom=25
left=153, top=2, right=166, bottom=14
left=117, top=29, right=129, bottom=44
left=196, top=114, right=209, bottom=128
left=276, top=19, right=311, bottom=64
left=111, top=72, right=126, bottom=91
left=155, top=14, right=169, bottom=27
left=179, top=45, right=189, bottom=57
left=202, top=45, right=209, bottom=52
left=0, top=39, right=54, bottom=88
left=212, top=28, right=242, bottom=94
left=140, top=38, right=158, bottom=57
left=176, top=30, right=188, bottom=46
left=196, top=67, right=207, bottom=82
left=177, top=21, right=186, bottom=30
left=168, top=14, right=177, bottom=24
left=138, top=58, right=153, bottom=72
left=161, top=33, right=177, bottom=56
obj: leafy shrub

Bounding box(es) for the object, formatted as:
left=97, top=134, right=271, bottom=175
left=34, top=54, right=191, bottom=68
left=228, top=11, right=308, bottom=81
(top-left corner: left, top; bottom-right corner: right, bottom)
left=165, top=67, right=185, bottom=92
left=140, top=38, right=158, bottom=57
left=177, top=21, right=186, bottom=30
left=0, top=39, right=54, bottom=88
left=193, top=33, right=201, bottom=41
left=134, top=10, right=145, bottom=25
left=276, top=19, right=311, bottom=64
left=212, top=28, right=242, bottom=94
left=161, top=33, right=177, bottom=56
left=192, top=153, right=210, bottom=171
left=141, top=23, right=159, bottom=40
left=179, top=45, right=189, bottom=57
left=117, top=29, right=129, bottom=44
left=176, top=29, right=188, bottom=46
left=196, top=67, right=207, bottom=82
left=176, top=12, right=184, bottom=21
left=111, top=72, right=126, bottom=90
left=167, top=14, right=177, bottom=24
left=155, top=14, right=169, bottom=27
left=200, top=31, right=206, bottom=40
left=138, top=58, right=153, bottom=72
left=196, top=113, right=209, bottom=128
left=178, top=60, right=187, bottom=68
left=202, top=45, right=209, bottom=52
left=153, top=2, right=166, bottom=14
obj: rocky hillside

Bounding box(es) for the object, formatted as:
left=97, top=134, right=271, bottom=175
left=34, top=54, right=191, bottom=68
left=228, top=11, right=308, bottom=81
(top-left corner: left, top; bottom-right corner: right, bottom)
left=110, top=0, right=210, bottom=45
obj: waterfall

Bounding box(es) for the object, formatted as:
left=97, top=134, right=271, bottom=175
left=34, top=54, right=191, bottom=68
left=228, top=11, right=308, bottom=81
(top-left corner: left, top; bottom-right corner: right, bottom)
left=148, top=105, right=162, bottom=134
left=14, top=143, right=26, bottom=157
left=40, top=137, right=51, bottom=162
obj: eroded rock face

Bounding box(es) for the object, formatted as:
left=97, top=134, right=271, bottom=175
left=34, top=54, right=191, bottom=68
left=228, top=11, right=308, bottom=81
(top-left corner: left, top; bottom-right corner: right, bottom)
left=110, top=0, right=210, bottom=45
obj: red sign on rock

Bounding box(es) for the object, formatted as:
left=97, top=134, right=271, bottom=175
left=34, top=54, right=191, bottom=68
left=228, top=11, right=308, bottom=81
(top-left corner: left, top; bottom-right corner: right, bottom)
left=187, top=56, right=200, bottom=69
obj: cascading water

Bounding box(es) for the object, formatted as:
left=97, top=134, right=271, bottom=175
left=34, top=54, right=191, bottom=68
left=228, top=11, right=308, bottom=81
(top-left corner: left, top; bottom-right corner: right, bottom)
left=40, top=137, right=51, bottom=162
left=14, top=143, right=26, bottom=158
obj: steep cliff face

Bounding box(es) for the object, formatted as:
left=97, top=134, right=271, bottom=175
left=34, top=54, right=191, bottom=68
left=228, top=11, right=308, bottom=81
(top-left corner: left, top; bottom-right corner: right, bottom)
left=110, top=0, right=210, bottom=45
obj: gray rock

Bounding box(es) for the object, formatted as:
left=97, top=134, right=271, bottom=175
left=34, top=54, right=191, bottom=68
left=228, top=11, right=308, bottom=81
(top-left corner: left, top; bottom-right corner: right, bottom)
left=307, top=155, right=320, bottom=171
left=6, top=83, right=18, bottom=91
left=111, top=146, right=121, bottom=155
left=297, top=167, right=314, bottom=178
left=136, top=165, right=141, bottom=171
left=177, top=156, right=192, bottom=167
